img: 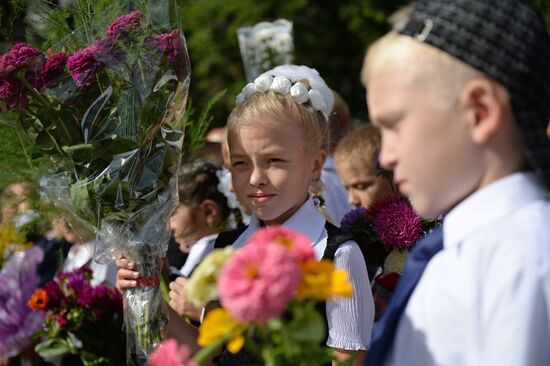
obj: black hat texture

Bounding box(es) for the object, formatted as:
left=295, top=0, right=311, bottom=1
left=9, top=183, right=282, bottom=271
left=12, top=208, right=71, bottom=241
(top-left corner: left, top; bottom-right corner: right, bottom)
left=400, top=0, right=550, bottom=187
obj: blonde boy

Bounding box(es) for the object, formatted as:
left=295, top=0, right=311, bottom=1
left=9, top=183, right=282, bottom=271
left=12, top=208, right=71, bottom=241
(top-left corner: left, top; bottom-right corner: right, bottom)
left=334, top=124, right=394, bottom=209
left=363, top=0, right=550, bottom=365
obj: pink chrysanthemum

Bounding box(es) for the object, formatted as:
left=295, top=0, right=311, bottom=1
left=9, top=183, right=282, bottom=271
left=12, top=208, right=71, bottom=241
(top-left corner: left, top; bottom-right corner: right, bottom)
left=67, top=39, right=121, bottom=88
left=107, top=10, right=143, bottom=39
left=374, top=200, right=422, bottom=249
left=0, top=43, right=43, bottom=76
left=247, top=225, right=314, bottom=263
left=366, top=194, right=408, bottom=218
left=40, top=52, right=68, bottom=88
left=152, top=29, right=185, bottom=63
left=218, top=241, right=301, bottom=324
left=0, top=76, right=27, bottom=109
left=148, top=339, right=198, bottom=366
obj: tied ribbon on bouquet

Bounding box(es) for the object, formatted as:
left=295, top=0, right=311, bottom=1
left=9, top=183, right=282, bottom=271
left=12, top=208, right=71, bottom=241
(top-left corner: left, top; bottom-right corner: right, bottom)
left=0, top=1, right=191, bottom=364
left=149, top=226, right=355, bottom=366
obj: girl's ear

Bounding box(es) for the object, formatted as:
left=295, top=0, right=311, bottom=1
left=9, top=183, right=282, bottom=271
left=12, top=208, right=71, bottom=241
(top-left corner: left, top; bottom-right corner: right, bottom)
left=311, top=149, right=327, bottom=180
left=200, top=199, right=221, bottom=227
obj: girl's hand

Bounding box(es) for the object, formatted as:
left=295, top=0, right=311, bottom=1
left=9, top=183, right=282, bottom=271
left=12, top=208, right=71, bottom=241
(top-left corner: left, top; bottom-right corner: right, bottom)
left=169, top=277, right=203, bottom=321
left=115, top=255, right=139, bottom=293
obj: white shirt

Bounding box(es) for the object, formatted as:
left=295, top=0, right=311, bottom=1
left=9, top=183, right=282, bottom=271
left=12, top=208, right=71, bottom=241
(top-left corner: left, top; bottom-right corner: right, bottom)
left=321, top=156, right=352, bottom=225
left=233, top=197, right=374, bottom=350
left=179, top=233, right=218, bottom=277
left=388, top=172, right=550, bottom=366
left=63, top=241, right=117, bottom=287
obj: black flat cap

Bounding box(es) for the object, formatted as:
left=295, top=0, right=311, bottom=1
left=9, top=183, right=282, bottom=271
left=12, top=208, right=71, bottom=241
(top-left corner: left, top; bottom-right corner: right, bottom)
left=400, top=0, right=550, bottom=188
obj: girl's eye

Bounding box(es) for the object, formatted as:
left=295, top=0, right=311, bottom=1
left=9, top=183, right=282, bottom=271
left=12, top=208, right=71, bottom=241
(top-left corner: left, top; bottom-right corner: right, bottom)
left=267, top=158, right=283, bottom=164
left=231, top=161, right=246, bottom=168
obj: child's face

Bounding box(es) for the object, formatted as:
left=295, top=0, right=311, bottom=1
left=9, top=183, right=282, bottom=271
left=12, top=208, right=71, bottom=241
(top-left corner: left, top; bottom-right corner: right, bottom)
left=228, top=118, right=325, bottom=225
left=170, top=203, right=205, bottom=252
left=336, top=161, right=394, bottom=209
left=366, top=65, right=481, bottom=218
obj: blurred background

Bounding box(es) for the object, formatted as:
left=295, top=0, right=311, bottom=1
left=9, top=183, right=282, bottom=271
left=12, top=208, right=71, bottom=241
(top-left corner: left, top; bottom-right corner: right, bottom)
left=1, top=0, right=549, bottom=189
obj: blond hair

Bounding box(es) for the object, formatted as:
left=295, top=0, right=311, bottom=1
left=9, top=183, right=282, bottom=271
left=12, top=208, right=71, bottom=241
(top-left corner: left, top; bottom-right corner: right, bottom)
left=334, top=123, right=381, bottom=171
left=227, top=82, right=330, bottom=154
left=362, top=32, right=483, bottom=110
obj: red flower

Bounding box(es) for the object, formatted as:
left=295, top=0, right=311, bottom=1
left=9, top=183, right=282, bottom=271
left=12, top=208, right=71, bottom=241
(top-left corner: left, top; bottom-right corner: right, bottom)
left=28, top=289, right=49, bottom=311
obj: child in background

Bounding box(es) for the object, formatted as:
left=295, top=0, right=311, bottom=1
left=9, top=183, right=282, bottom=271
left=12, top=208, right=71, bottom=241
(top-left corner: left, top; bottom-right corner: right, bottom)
left=117, top=65, right=374, bottom=366
left=334, top=124, right=394, bottom=209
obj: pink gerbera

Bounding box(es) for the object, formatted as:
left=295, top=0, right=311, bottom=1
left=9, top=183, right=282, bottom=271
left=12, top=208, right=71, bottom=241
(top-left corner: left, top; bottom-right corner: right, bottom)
left=247, top=225, right=314, bottom=263
left=218, top=241, right=301, bottom=324
left=373, top=200, right=422, bottom=249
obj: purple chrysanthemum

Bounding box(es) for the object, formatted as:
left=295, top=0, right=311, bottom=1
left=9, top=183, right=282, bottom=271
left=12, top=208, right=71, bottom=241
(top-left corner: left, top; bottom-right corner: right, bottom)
left=43, top=281, right=65, bottom=310
left=65, top=273, right=94, bottom=306
left=340, top=207, right=367, bottom=233
left=40, top=52, right=68, bottom=88
left=152, top=29, right=184, bottom=63
left=0, top=76, right=28, bottom=109
left=374, top=200, right=421, bottom=249
left=0, top=246, right=45, bottom=358
left=0, top=43, right=44, bottom=76
left=107, top=10, right=143, bottom=39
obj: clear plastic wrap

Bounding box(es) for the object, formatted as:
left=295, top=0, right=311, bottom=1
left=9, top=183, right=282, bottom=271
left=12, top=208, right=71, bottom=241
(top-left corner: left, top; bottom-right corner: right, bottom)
left=0, top=1, right=190, bottom=364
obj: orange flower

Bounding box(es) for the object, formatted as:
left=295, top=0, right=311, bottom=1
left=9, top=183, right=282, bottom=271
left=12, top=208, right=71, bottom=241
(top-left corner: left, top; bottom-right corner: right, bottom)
left=28, top=289, right=49, bottom=311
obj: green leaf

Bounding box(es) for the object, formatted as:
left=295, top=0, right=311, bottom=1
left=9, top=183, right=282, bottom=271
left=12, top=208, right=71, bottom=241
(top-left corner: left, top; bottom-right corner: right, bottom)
left=287, top=305, right=325, bottom=343
left=35, top=338, right=72, bottom=357
left=70, top=180, right=97, bottom=223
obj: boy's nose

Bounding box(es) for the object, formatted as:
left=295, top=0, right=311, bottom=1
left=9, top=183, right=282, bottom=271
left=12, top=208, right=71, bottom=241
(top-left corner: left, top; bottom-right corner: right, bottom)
left=347, top=191, right=360, bottom=207
left=249, top=166, right=267, bottom=186
left=379, top=139, right=397, bottom=171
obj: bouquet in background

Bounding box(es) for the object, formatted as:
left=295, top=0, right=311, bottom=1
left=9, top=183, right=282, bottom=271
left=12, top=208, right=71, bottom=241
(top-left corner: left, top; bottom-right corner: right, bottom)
left=0, top=246, right=44, bottom=359
left=340, top=195, right=440, bottom=318
left=28, top=266, right=125, bottom=365
left=0, top=1, right=191, bottom=363
left=149, top=226, right=353, bottom=366
left=237, top=19, right=294, bottom=82
left=0, top=221, right=32, bottom=269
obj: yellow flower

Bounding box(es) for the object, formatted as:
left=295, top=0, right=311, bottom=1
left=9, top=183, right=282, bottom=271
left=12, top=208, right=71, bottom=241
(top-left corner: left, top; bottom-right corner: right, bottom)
left=186, top=247, right=233, bottom=307
left=198, top=308, right=246, bottom=353
left=0, top=223, right=32, bottom=267
left=297, top=259, right=353, bottom=300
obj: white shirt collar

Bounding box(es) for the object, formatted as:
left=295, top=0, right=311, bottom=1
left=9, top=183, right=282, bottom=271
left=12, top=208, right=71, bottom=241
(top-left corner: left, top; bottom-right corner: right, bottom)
left=232, top=197, right=326, bottom=250
left=443, top=172, right=548, bottom=250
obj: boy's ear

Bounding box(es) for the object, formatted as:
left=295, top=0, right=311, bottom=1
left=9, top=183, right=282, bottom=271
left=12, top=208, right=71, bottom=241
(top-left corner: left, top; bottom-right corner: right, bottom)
left=461, top=78, right=509, bottom=144
left=200, top=199, right=221, bottom=227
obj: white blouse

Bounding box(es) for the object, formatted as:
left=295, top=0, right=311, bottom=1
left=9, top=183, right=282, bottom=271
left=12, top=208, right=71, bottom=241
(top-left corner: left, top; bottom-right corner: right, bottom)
left=232, top=197, right=375, bottom=350
left=179, top=233, right=218, bottom=277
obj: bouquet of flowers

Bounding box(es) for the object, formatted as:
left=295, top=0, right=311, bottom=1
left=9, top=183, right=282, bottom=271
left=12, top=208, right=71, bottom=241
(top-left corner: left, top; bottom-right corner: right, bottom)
left=28, top=266, right=125, bottom=366
left=340, top=195, right=440, bottom=318
left=149, top=226, right=354, bottom=366
left=237, top=19, right=294, bottom=82
left=0, top=246, right=44, bottom=359
left=0, top=1, right=191, bottom=363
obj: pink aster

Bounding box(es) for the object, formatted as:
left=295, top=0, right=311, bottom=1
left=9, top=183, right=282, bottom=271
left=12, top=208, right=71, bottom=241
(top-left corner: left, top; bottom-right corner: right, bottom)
left=218, top=241, right=301, bottom=324
left=247, top=226, right=314, bottom=263
left=373, top=200, right=422, bottom=249
left=40, top=52, right=68, bottom=88
left=0, top=43, right=44, bottom=76
left=152, top=29, right=185, bottom=63
left=148, top=339, right=198, bottom=366
left=107, top=10, right=143, bottom=39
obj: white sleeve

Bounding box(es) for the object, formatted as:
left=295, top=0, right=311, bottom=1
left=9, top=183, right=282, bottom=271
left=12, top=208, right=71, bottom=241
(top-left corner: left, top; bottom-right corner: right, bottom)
left=326, top=240, right=375, bottom=350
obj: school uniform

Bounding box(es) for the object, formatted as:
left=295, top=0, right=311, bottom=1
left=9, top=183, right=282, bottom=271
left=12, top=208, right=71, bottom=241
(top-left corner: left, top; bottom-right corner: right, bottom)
left=62, top=241, right=117, bottom=287
left=386, top=172, right=550, bottom=365
left=179, top=233, right=218, bottom=277
left=232, top=197, right=374, bottom=350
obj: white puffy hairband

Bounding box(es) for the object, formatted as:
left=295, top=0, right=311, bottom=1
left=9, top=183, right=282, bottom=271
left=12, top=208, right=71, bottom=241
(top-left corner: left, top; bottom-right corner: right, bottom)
left=235, top=65, right=334, bottom=120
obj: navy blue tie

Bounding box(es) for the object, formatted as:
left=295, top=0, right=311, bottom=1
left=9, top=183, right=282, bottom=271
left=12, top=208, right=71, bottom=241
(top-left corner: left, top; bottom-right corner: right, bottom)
left=365, top=226, right=444, bottom=365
